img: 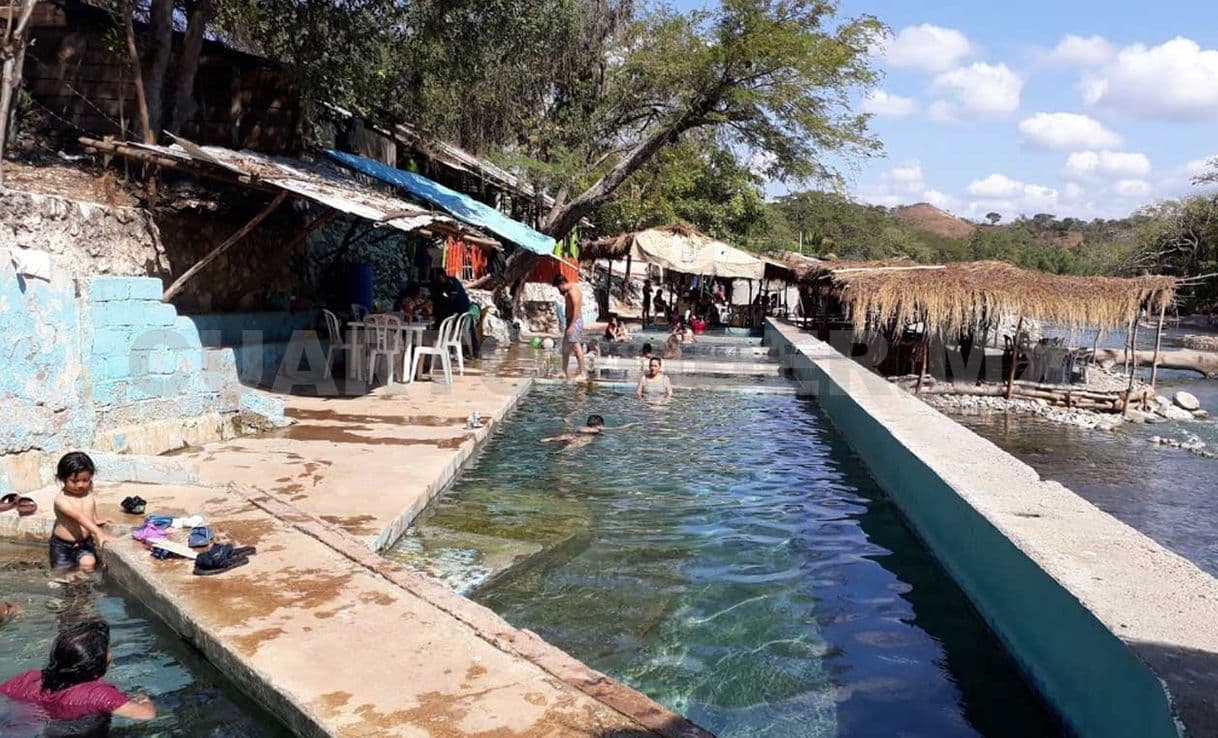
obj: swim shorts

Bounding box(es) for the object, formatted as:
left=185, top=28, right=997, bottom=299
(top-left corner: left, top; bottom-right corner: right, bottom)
left=564, top=317, right=585, bottom=347
left=49, top=535, right=97, bottom=569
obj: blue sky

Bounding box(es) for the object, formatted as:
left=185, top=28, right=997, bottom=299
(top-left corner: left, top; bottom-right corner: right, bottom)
left=675, top=0, right=1218, bottom=220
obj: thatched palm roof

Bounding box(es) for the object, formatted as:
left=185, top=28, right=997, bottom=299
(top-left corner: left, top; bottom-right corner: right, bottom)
left=801, top=259, right=1177, bottom=335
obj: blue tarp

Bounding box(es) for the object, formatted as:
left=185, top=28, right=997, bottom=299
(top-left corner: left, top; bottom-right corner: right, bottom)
left=326, top=150, right=556, bottom=255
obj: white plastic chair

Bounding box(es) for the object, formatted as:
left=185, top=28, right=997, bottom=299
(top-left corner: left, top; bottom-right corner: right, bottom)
left=409, top=314, right=458, bottom=384
left=321, top=309, right=353, bottom=379
left=364, top=314, right=404, bottom=384
left=445, top=313, right=471, bottom=376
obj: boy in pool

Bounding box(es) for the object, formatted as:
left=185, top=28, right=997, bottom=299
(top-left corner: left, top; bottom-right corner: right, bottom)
left=50, top=452, right=115, bottom=573
left=0, top=620, right=156, bottom=722
left=541, top=414, right=606, bottom=452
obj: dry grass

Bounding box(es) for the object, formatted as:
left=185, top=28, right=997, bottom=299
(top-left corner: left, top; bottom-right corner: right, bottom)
left=802, top=259, right=1177, bottom=335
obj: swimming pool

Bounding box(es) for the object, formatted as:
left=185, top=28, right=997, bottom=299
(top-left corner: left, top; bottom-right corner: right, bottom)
left=0, top=543, right=286, bottom=737
left=389, top=385, right=1065, bottom=737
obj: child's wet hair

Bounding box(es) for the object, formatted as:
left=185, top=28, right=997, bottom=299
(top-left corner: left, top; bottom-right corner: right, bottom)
left=56, top=452, right=96, bottom=482
left=586, top=414, right=605, bottom=427
left=42, top=620, right=111, bottom=692
left=641, top=343, right=653, bottom=355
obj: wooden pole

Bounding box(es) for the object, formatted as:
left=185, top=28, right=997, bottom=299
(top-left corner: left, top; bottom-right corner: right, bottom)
left=1123, top=312, right=1141, bottom=416
left=915, top=327, right=931, bottom=394
left=1150, top=301, right=1168, bottom=392
left=1005, top=314, right=1024, bottom=400
left=1123, top=316, right=1135, bottom=372
left=163, top=191, right=288, bottom=301
left=122, top=0, right=154, bottom=144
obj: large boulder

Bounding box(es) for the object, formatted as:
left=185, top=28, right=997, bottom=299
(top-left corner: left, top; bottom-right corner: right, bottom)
left=1174, top=391, right=1201, bottom=411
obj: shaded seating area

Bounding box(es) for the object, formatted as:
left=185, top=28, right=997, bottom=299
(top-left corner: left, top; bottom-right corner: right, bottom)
left=581, top=225, right=797, bottom=332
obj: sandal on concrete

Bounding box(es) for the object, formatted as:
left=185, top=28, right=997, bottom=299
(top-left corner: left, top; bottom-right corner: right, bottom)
left=0, top=494, right=17, bottom=513
left=16, top=498, right=37, bottom=516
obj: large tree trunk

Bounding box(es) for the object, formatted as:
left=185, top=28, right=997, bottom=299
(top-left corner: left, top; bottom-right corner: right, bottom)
left=122, top=0, right=153, bottom=143
left=168, top=0, right=214, bottom=134
left=144, top=0, right=175, bottom=138
left=1091, top=348, right=1218, bottom=378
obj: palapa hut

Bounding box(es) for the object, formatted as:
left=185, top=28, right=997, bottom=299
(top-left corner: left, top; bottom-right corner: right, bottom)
left=582, top=225, right=796, bottom=328
left=795, top=259, right=1179, bottom=410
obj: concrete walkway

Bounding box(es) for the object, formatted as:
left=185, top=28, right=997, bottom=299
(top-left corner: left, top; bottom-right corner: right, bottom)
left=176, top=375, right=532, bottom=551
left=1, top=372, right=713, bottom=737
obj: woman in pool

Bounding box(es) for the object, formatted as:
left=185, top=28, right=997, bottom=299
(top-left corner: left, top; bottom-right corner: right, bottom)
left=636, top=357, right=673, bottom=401
left=0, top=620, right=156, bottom=723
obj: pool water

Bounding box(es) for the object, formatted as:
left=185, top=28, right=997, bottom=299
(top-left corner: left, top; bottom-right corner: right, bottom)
left=0, top=543, right=286, bottom=737
left=390, top=385, right=1065, bottom=737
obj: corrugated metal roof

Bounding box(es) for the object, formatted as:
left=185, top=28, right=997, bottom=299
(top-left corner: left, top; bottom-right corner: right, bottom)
left=327, top=150, right=556, bottom=256
left=125, top=138, right=467, bottom=237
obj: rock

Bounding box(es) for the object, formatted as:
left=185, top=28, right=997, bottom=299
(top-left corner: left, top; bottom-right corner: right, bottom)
left=1174, top=391, right=1201, bottom=411
left=1193, top=409, right=1210, bottom=419
left=1124, top=409, right=1152, bottom=424
left=1158, top=404, right=1195, bottom=422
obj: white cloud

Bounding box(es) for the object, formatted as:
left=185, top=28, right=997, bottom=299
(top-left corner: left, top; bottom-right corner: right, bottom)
left=1018, top=112, right=1122, bottom=151
left=887, top=162, right=924, bottom=189
left=1114, top=179, right=1153, bottom=197
left=922, top=189, right=959, bottom=211
left=929, top=63, right=1023, bottom=120
left=1183, top=154, right=1218, bottom=179
left=1064, top=182, right=1086, bottom=200
left=861, top=90, right=919, bottom=118
left=876, top=24, right=975, bottom=73
left=1064, top=150, right=1152, bottom=180
left=966, top=173, right=1059, bottom=213
left=1047, top=35, right=1115, bottom=66
left=1081, top=38, right=1218, bottom=120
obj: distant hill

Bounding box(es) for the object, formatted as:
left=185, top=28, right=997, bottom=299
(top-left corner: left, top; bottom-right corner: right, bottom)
left=891, top=203, right=977, bottom=240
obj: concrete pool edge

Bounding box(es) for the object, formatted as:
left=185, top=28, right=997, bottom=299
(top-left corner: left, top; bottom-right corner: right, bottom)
left=766, top=318, right=1218, bottom=738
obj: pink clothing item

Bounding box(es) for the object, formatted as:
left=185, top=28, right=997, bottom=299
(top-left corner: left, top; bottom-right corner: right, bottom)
left=0, top=669, right=130, bottom=721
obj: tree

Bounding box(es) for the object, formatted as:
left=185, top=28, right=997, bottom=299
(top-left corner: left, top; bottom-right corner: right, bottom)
left=529, top=0, right=884, bottom=239
left=985, top=212, right=1001, bottom=225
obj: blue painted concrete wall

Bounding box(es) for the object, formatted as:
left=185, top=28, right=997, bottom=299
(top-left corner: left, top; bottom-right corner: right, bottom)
left=1, top=265, right=285, bottom=493
left=765, top=321, right=1179, bottom=738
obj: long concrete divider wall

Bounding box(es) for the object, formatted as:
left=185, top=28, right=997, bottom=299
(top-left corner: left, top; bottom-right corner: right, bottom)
left=766, top=319, right=1218, bottom=738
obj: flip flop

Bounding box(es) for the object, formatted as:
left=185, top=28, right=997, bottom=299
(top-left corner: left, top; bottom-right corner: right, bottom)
left=187, top=526, right=214, bottom=548
left=121, top=496, right=147, bottom=515
left=192, top=543, right=253, bottom=576
left=0, top=493, right=17, bottom=513
left=16, top=498, right=37, bottom=516
left=144, top=515, right=174, bottom=529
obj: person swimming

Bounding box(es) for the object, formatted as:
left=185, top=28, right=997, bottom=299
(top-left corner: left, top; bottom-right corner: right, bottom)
left=541, top=414, right=606, bottom=453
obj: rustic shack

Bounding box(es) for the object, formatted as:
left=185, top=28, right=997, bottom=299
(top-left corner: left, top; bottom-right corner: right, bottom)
left=23, top=0, right=303, bottom=153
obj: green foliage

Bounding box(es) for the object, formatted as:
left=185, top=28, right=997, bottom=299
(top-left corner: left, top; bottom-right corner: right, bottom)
left=1129, top=195, right=1218, bottom=310
left=593, top=137, right=767, bottom=241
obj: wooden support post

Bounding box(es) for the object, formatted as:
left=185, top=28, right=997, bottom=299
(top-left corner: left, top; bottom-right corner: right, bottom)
left=1123, top=313, right=1140, bottom=416
left=1006, top=314, right=1024, bottom=400
left=1150, top=301, right=1168, bottom=392
left=1089, top=330, right=1102, bottom=367
left=915, top=328, right=931, bottom=394
left=1123, top=317, right=1135, bottom=372
left=162, top=191, right=288, bottom=301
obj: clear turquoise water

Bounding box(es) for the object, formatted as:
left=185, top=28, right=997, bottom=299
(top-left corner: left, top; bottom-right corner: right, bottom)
left=0, top=543, right=286, bottom=737
left=391, top=385, right=1065, bottom=737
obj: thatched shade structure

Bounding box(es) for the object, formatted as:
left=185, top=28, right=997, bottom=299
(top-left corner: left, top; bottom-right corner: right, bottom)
left=800, top=260, right=1177, bottom=336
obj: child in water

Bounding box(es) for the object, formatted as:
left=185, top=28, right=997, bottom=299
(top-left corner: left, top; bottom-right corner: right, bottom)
left=50, top=452, right=114, bottom=573
left=541, top=414, right=606, bottom=452
left=0, top=620, right=156, bottom=722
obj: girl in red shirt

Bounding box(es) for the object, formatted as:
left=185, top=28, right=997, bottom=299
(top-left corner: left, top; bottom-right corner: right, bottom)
left=0, top=620, right=156, bottom=723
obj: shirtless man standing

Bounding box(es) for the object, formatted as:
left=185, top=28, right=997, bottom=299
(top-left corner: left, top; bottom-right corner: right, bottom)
left=552, top=274, right=586, bottom=380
